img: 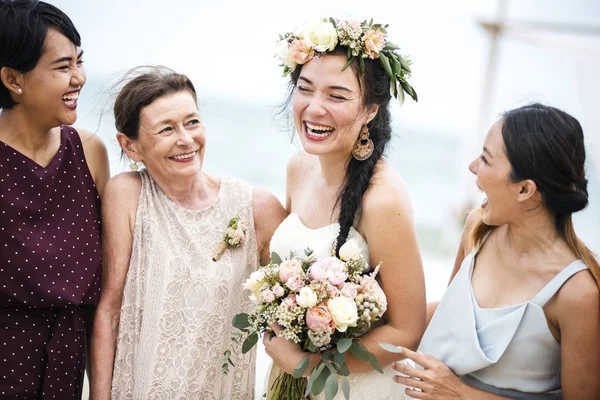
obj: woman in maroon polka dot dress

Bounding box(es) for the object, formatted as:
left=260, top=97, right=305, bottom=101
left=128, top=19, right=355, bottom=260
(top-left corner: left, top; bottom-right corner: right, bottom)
left=0, top=2, right=110, bottom=399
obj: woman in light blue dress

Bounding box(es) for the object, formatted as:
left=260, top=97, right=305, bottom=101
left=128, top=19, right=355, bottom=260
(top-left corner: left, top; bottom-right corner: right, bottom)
left=393, top=103, right=600, bottom=399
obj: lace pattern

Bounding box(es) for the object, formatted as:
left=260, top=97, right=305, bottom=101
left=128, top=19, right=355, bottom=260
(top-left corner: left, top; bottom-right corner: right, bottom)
left=111, top=170, right=258, bottom=399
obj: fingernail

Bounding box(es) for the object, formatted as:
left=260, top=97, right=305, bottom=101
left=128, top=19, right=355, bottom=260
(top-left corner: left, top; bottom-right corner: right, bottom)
left=392, top=362, right=397, bottom=369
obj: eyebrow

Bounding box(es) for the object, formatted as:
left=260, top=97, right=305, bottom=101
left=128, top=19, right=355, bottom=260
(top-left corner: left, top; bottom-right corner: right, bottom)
left=50, top=50, right=84, bottom=65
left=483, top=146, right=494, bottom=159
left=154, top=113, right=199, bottom=128
left=298, top=76, right=353, bottom=93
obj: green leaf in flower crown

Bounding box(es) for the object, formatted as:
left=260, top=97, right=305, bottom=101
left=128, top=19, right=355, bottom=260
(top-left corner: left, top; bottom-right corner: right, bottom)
left=400, top=80, right=418, bottom=102
left=389, top=76, right=397, bottom=98
left=359, top=57, right=365, bottom=75
left=342, top=55, right=354, bottom=72
left=241, top=332, right=258, bottom=354
left=270, top=252, right=282, bottom=265
left=329, top=17, right=336, bottom=27
left=311, top=365, right=331, bottom=395
left=342, top=377, right=350, bottom=400
left=384, top=41, right=399, bottom=50
left=397, top=54, right=412, bottom=73
left=379, top=343, right=403, bottom=353
left=292, top=356, right=310, bottom=378
left=325, top=374, right=339, bottom=400
left=336, top=338, right=353, bottom=353
left=232, top=313, right=250, bottom=330
left=379, top=53, right=394, bottom=82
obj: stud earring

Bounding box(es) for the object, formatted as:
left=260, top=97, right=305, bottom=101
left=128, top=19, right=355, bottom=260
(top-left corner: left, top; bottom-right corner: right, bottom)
left=129, top=162, right=140, bottom=172
left=352, top=125, right=374, bottom=161
left=17, top=88, right=22, bottom=94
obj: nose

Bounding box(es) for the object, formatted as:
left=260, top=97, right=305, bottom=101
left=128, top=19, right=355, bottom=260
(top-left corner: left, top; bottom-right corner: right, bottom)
left=177, top=128, right=194, bottom=146
left=468, top=157, right=479, bottom=175
left=71, top=65, right=86, bottom=88
left=305, top=94, right=327, bottom=117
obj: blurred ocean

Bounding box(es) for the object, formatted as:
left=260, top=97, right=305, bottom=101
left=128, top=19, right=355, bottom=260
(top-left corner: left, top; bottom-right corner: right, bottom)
left=77, top=76, right=599, bottom=399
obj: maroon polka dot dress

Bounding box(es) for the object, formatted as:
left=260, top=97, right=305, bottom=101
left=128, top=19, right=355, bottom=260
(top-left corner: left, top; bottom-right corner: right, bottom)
left=0, top=126, right=102, bottom=399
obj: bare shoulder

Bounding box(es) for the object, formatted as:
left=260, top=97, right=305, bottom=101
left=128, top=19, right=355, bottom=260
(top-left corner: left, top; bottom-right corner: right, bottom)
left=252, top=187, right=287, bottom=261
left=362, top=160, right=413, bottom=219
left=556, top=268, right=600, bottom=312
left=104, top=172, right=142, bottom=207
left=76, top=126, right=107, bottom=153
left=253, top=187, right=284, bottom=212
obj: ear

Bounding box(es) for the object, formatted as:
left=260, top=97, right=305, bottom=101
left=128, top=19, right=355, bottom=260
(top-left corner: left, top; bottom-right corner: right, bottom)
left=116, top=132, right=142, bottom=162
left=364, top=104, right=380, bottom=125
left=0, top=67, right=25, bottom=95
left=516, top=179, right=538, bottom=202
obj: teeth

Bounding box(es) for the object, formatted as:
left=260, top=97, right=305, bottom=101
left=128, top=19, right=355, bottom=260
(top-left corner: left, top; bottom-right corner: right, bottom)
left=62, top=92, right=79, bottom=104
left=171, top=151, right=197, bottom=160
left=306, top=122, right=334, bottom=132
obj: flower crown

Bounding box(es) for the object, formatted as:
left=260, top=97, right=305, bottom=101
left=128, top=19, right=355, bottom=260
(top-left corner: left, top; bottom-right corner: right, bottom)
left=276, top=18, right=418, bottom=105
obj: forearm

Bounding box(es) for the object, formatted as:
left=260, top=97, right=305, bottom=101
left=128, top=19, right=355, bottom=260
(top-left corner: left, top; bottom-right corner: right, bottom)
left=90, top=309, right=120, bottom=400
left=426, top=301, right=439, bottom=326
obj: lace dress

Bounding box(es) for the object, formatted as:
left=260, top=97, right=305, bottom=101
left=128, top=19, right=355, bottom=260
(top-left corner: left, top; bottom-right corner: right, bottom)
left=267, top=213, right=407, bottom=399
left=111, top=170, right=258, bottom=400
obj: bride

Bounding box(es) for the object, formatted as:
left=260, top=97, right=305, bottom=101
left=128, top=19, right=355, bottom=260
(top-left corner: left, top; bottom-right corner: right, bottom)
left=262, top=18, right=427, bottom=399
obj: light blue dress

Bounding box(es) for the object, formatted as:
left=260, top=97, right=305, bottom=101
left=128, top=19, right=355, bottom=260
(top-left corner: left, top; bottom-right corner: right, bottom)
left=418, top=232, right=588, bottom=399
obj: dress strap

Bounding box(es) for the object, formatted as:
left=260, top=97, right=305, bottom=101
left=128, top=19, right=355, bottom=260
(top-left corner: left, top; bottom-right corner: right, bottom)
left=531, top=260, right=589, bottom=307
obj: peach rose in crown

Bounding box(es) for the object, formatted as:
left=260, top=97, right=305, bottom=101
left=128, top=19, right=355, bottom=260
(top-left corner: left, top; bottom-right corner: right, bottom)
left=279, top=259, right=303, bottom=283
left=362, top=28, right=385, bottom=59
left=289, top=39, right=314, bottom=65
left=306, top=305, right=335, bottom=333
left=310, top=257, right=348, bottom=286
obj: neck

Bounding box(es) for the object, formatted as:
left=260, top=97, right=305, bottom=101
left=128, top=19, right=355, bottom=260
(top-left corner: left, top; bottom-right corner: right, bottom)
left=315, top=152, right=349, bottom=188
left=503, top=211, right=560, bottom=256
left=0, top=108, right=57, bottom=152
left=152, top=170, right=219, bottom=210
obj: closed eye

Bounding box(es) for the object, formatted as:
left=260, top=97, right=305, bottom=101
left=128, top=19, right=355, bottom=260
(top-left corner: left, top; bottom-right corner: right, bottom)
left=330, top=94, right=347, bottom=101
left=186, top=119, right=201, bottom=126
left=297, top=86, right=311, bottom=93
left=157, top=126, right=173, bottom=134
left=480, top=155, right=488, bottom=164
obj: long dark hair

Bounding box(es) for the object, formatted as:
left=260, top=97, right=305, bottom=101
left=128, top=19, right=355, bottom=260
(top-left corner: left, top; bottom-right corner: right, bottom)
left=0, top=0, right=81, bottom=109
left=470, top=103, right=599, bottom=287
left=285, top=48, right=393, bottom=255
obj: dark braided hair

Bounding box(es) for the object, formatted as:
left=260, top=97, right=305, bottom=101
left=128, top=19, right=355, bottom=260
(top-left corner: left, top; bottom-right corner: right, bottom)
left=285, top=47, right=393, bottom=255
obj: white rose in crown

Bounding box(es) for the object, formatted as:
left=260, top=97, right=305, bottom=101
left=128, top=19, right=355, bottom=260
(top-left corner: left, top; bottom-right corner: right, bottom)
left=296, top=287, right=318, bottom=308
left=303, top=20, right=338, bottom=52
left=327, top=296, right=359, bottom=332
left=339, top=238, right=363, bottom=261
left=276, top=39, right=297, bottom=69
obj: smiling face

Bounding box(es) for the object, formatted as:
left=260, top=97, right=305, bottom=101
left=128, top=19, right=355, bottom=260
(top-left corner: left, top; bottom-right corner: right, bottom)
left=292, top=53, right=377, bottom=158
left=469, top=119, right=528, bottom=226
left=123, top=90, right=205, bottom=183
left=18, top=28, right=85, bottom=127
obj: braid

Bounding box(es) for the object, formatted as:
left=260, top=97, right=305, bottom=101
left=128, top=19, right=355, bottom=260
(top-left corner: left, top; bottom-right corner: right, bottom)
left=334, top=107, right=391, bottom=255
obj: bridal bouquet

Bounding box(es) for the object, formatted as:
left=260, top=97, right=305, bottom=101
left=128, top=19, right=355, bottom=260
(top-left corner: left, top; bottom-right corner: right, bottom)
left=223, top=239, right=387, bottom=400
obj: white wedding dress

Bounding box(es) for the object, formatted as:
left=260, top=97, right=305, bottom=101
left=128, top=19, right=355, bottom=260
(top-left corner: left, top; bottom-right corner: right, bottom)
left=267, top=213, right=408, bottom=399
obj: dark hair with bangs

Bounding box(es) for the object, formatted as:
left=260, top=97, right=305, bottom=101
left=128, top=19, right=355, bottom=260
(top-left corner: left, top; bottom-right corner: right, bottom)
left=0, top=0, right=82, bottom=109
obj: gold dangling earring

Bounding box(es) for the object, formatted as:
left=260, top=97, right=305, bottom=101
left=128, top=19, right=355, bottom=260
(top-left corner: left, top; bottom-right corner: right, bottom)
left=129, top=161, right=140, bottom=172
left=352, top=125, right=374, bottom=161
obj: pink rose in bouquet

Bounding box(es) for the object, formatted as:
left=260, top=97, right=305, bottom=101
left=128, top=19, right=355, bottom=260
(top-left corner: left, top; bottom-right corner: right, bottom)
left=306, top=305, right=334, bottom=333
left=309, top=256, right=348, bottom=286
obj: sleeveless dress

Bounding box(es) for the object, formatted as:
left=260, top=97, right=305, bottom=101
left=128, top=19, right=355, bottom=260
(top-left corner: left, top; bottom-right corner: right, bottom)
left=267, top=213, right=408, bottom=399
left=418, top=232, right=588, bottom=399
left=0, top=126, right=102, bottom=399
left=110, top=170, right=259, bottom=400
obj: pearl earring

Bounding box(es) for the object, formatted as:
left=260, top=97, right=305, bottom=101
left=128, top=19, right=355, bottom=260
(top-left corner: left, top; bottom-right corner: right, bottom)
left=17, top=88, right=22, bottom=94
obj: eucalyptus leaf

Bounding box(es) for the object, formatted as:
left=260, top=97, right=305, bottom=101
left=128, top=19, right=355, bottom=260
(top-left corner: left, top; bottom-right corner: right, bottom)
left=270, top=252, right=282, bottom=265
left=349, top=342, right=370, bottom=361
left=379, top=343, right=403, bottom=353
left=342, top=55, right=354, bottom=72
left=379, top=53, right=394, bottom=81
left=324, top=374, right=339, bottom=400
left=232, top=313, right=250, bottom=330
left=342, top=377, right=350, bottom=400
left=292, top=356, right=310, bottom=378
left=367, top=352, right=383, bottom=373
left=241, top=332, right=258, bottom=354
left=310, top=366, right=330, bottom=395
left=359, top=57, right=365, bottom=75
left=336, top=338, right=353, bottom=354
left=306, top=362, right=326, bottom=396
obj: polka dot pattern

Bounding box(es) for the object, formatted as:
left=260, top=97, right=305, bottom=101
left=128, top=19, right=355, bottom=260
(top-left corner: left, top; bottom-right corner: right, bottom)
left=0, top=126, right=102, bottom=398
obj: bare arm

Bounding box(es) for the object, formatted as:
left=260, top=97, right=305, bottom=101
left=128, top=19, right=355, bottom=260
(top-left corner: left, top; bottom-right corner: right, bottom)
left=343, top=173, right=426, bottom=373
left=253, top=187, right=288, bottom=262
left=90, top=173, right=140, bottom=400
left=78, top=127, right=110, bottom=197
left=557, top=270, right=600, bottom=399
